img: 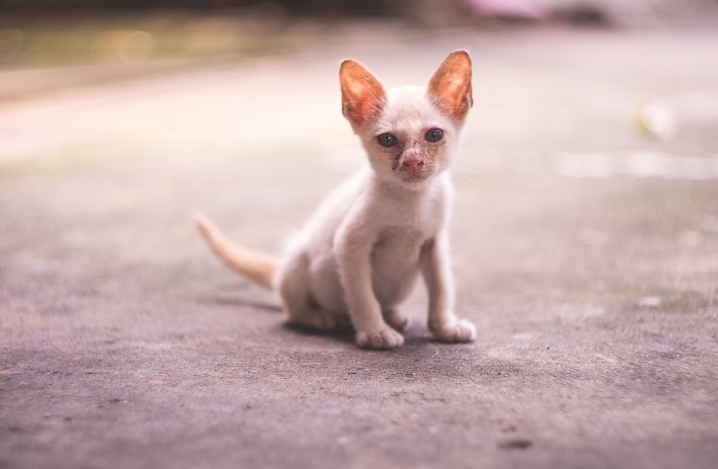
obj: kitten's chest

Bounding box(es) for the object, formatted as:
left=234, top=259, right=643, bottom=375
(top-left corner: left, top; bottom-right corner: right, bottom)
left=385, top=183, right=449, bottom=235
left=373, top=197, right=447, bottom=259
left=372, top=226, right=427, bottom=263
left=366, top=174, right=451, bottom=263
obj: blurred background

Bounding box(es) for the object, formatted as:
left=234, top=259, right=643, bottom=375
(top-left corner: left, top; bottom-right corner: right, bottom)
left=2, top=0, right=718, bottom=72
left=1, top=0, right=717, bottom=305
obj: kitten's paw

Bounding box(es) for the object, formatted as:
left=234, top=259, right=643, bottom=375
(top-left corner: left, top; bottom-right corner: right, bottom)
left=356, top=328, right=404, bottom=349
left=383, top=308, right=412, bottom=332
left=430, top=318, right=476, bottom=343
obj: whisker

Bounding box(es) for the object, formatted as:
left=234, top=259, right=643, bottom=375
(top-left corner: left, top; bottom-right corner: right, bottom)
left=451, top=171, right=482, bottom=191
left=452, top=166, right=496, bottom=180
left=454, top=170, right=494, bottom=179
left=450, top=173, right=473, bottom=192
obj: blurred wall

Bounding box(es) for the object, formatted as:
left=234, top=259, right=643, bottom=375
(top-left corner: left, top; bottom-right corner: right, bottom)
left=2, top=0, right=416, bottom=14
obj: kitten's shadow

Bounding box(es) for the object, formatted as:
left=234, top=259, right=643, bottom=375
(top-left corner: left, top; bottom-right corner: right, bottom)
left=282, top=322, right=356, bottom=344
left=282, top=321, right=439, bottom=347
left=206, top=297, right=439, bottom=347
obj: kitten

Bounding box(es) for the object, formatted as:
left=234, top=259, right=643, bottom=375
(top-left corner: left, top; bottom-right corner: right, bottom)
left=196, top=50, right=477, bottom=349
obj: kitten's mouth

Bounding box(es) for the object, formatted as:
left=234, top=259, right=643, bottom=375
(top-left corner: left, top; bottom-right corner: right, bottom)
left=398, top=170, right=431, bottom=183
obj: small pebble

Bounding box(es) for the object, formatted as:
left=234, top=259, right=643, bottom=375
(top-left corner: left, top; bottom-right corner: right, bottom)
left=635, top=100, right=676, bottom=140
left=638, top=296, right=662, bottom=307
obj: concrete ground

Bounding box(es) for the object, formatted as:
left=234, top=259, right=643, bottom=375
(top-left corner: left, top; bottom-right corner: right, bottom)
left=1, top=24, right=718, bottom=468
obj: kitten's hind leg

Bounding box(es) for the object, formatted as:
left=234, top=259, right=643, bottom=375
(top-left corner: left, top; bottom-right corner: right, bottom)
left=288, top=296, right=349, bottom=331
left=290, top=304, right=348, bottom=331
left=277, top=249, right=348, bottom=331
left=382, top=307, right=411, bottom=332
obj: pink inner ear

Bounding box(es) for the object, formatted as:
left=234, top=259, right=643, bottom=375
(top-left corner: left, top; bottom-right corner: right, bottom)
left=428, top=52, right=473, bottom=120
left=434, top=75, right=471, bottom=118
left=340, top=60, right=386, bottom=127
left=345, top=85, right=379, bottom=127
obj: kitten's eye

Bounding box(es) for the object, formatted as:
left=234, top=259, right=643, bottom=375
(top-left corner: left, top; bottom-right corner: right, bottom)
left=425, top=128, right=444, bottom=143
left=377, top=133, right=398, bottom=147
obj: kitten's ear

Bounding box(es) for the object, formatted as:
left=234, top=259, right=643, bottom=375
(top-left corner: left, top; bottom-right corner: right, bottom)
left=427, top=50, right=473, bottom=120
left=340, top=59, right=386, bottom=127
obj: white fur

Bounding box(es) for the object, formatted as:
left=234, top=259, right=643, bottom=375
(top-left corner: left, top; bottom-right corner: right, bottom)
left=274, top=86, right=476, bottom=349
left=197, top=52, right=477, bottom=349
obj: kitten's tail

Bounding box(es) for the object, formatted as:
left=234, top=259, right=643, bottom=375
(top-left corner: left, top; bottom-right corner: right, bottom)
left=194, top=212, right=277, bottom=290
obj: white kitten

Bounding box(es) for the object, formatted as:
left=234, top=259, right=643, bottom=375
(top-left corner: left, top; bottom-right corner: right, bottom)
left=196, top=50, right=477, bottom=349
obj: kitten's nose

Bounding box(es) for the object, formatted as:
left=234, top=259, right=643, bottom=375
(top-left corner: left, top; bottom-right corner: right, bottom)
left=402, top=155, right=424, bottom=173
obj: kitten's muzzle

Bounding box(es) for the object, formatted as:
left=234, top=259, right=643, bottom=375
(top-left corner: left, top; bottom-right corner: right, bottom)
left=400, top=153, right=425, bottom=175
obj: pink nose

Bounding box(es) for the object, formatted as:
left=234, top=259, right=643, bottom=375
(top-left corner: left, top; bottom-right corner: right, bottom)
left=403, top=156, right=424, bottom=173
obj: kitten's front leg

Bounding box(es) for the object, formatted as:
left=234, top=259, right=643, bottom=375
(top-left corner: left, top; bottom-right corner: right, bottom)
left=420, top=233, right=476, bottom=343
left=383, top=307, right=411, bottom=332
left=335, top=221, right=404, bottom=349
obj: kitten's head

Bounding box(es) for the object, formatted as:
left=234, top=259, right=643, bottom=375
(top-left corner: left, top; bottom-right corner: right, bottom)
left=339, top=51, right=473, bottom=189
